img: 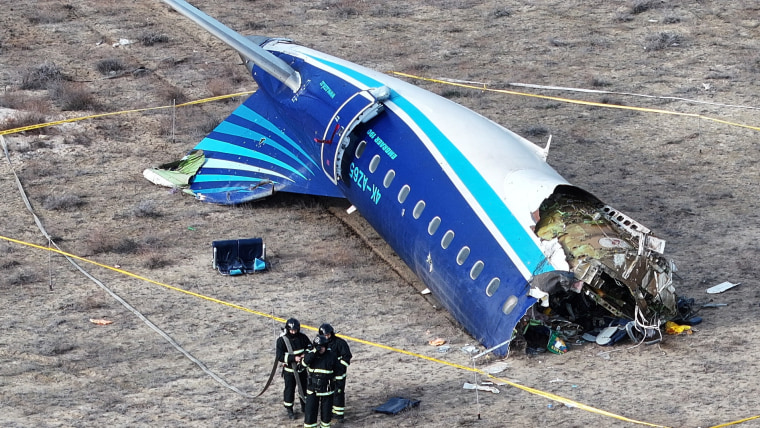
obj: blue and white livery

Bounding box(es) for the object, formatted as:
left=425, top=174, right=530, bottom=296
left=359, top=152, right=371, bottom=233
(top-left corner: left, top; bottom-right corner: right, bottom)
left=151, top=0, right=679, bottom=355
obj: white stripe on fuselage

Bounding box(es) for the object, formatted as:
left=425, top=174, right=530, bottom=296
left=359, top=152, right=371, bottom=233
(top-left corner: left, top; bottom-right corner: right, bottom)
left=383, top=98, right=545, bottom=279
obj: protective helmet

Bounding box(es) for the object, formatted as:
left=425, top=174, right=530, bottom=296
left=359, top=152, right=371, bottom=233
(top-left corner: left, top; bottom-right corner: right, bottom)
left=313, top=335, right=329, bottom=348
left=285, top=318, right=301, bottom=333
left=318, top=323, right=334, bottom=336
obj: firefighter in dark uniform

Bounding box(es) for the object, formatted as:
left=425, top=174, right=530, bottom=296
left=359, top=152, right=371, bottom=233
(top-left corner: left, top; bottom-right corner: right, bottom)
left=301, top=335, right=340, bottom=428
left=319, top=323, right=352, bottom=422
left=276, top=318, right=311, bottom=420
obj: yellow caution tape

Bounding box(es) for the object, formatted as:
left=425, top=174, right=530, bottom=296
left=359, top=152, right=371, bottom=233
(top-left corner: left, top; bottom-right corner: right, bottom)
left=1, top=81, right=756, bottom=426
left=3, top=233, right=758, bottom=426
left=0, top=233, right=669, bottom=427
left=390, top=71, right=760, bottom=133
left=0, top=91, right=255, bottom=136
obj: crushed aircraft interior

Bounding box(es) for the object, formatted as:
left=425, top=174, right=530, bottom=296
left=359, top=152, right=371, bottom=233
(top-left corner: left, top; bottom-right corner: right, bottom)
left=522, top=187, right=680, bottom=349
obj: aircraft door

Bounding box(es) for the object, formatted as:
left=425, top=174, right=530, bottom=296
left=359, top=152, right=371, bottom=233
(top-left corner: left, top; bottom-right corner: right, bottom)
left=319, top=86, right=389, bottom=184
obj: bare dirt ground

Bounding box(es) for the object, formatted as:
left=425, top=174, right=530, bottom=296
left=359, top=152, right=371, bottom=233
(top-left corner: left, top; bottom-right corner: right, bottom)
left=1, top=1, right=760, bottom=427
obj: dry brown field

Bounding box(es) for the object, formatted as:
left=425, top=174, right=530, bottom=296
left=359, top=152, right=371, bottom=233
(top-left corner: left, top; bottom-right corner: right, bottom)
left=2, top=1, right=760, bottom=427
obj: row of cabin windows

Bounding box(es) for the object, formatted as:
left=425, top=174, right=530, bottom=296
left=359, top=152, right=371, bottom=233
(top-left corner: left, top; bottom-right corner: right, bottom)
left=356, top=141, right=518, bottom=316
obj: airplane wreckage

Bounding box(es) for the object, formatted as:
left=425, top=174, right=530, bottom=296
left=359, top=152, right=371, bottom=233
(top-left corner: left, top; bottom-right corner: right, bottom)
left=146, top=0, right=688, bottom=356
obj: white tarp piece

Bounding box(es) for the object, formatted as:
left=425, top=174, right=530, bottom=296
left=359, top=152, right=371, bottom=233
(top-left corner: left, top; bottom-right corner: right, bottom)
left=483, top=361, right=509, bottom=374
left=463, top=382, right=499, bottom=394
left=706, top=281, right=740, bottom=294
left=460, top=344, right=478, bottom=355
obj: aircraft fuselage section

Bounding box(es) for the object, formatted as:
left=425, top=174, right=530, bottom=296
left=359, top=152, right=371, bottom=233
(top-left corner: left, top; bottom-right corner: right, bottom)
left=253, top=41, right=563, bottom=351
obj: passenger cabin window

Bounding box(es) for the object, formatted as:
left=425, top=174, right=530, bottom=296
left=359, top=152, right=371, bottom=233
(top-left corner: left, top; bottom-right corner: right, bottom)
left=427, top=216, right=441, bottom=235
left=369, top=154, right=381, bottom=173
left=441, top=230, right=454, bottom=249
left=413, top=201, right=425, bottom=219
left=456, top=246, right=470, bottom=265
left=398, top=185, right=410, bottom=203
left=502, top=295, right=518, bottom=315
left=355, top=140, right=367, bottom=158
left=383, top=170, right=395, bottom=188
left=470, top=261, right=484, bottom=280
left=486, top=278, right=500, bottom=297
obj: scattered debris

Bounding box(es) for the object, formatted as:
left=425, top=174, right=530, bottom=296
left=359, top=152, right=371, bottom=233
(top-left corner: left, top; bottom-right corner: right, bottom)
left=665, top=321, right=692, bottom=335
left=112, top=38, right=134, bottom=48
left=596, top=325, right=623, bottom=346
left=463, top=382, right=499, bottom=394
left=706, top=281, right=740, bottom=294
left=483, top=361, right=509, bottom=374
left=702, top=303, right=727, bottom=308
left=420, top=288, right=431, bottom=295
left=671, top=297, right=702, bottom=326
left=437, top=345, right=450, bottom=353
left=428, top=338, right=446, bottom=346
left=144, top=150, right=205, bottom=190
left=460, top=344, right=478, bottom=355
left=212, top=238, right=268, bottom=275
left=547, top=331, right=568, bottom=354
left=373, top=397, right=420, bottom=415
left=89, top=319, right=113, bottom=325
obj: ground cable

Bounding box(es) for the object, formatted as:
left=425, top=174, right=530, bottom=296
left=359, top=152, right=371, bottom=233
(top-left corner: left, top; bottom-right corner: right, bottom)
left=1, top=135, right=256, bottom=399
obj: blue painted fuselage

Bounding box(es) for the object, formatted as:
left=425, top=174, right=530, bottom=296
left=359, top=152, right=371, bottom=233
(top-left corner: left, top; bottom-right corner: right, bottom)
left=186, top=39, right=577, bottom=354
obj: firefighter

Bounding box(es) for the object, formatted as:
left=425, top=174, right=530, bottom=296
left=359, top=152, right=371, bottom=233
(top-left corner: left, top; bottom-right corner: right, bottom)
left=319, top=323, right=352, bottom=422
left=301, top=335, right=339, bottom=428
left=276, top=318, right=311, bottom=420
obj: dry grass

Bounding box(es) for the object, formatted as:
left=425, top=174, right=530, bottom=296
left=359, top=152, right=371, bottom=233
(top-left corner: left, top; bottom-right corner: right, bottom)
left=80, top=292, right=110, bottom=310
left=42, top=194, right=86, bottom=211
left=630, top=0, right=659, bottom=14
left=644, top=32, right=685, bottom=51
left=140, top=250, right=173, bottom=269
left=48, top=81, right=101, bottom=111
left=319, top=0, right=367, bottom=18
left=20, top=63, right=65, bottom=91
left=131, top=200, right=163, bottom=218
left=63, top=134, right=92, bottom=147
left=162, top=86, right=188, bottom=104
left=84, top=227, right=142, bottom=256
left=0, top=92, right=52, bottom=113
left=2, top=1, right=759, bottom=427
left=96, top=58, right=127, bottom=76
left=0, top=268, right=41, bottom=288
left=244, top=21, right=267, bottom=31
left=206, top=78, right=234, bottom=97
left=27, top=10, right=68, bottom=25
left=0, top=112, right=47, bottom=134
left=140, top=32, right=169, bottom=46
